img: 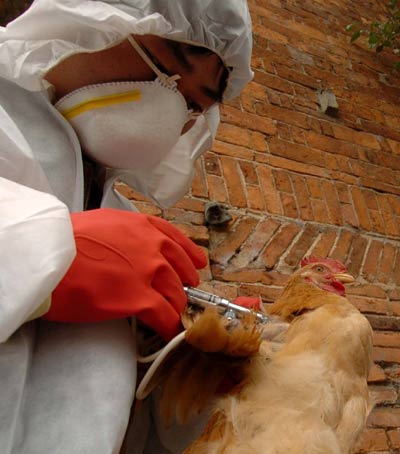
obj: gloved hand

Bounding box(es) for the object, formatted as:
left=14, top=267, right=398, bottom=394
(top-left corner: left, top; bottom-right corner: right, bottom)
left=233, top=296, right=262, bottom=311
left=43, top=208, right=207, bottom=340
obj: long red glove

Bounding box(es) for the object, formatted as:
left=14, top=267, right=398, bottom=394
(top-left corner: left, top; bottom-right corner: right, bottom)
left=233, top=296, right=262, bottom=311
left=43, top=208, right=207, bottom=340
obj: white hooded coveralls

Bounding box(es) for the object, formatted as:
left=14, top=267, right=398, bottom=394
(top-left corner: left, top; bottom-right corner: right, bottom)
left=0, top=1, right=253, bottom=452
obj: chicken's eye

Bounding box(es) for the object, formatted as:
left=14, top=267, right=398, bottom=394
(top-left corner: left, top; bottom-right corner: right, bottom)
left=314, top=265, right=325, bottom=273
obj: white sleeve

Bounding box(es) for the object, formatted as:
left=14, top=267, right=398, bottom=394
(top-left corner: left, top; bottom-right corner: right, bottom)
left=0, top=178, right=76, bottom=342
left=0, top=107, right=76, bottom=342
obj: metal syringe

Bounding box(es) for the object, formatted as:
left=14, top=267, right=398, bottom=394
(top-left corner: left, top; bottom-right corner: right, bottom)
left=184, top=286, right=269, bottom=324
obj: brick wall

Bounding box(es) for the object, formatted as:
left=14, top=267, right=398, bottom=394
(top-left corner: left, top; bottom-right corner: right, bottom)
left=122, top=0, right=400, bottom=451
left=4, top=0, right=399, bottom=451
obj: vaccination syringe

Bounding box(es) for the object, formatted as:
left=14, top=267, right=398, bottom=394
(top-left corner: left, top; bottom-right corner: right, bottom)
left=184, top=286, right=269, bottom=324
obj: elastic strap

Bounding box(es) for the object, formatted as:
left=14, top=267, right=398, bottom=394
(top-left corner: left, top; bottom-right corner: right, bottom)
left=127, top=36, right=181, bottom=87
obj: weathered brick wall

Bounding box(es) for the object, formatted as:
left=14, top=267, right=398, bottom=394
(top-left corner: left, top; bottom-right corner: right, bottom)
left=122, top=0, right=400, bottom=452
left=3, top=0, right=400, bottom=452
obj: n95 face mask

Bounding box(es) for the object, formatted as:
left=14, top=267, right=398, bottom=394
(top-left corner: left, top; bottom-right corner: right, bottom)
left=55, top=36, right=194, bottom=170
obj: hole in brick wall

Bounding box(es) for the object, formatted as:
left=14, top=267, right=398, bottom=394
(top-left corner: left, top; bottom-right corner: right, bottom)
left=317, top=89, right=339, bottom=117
left=204, top=202, right=232, bottom=226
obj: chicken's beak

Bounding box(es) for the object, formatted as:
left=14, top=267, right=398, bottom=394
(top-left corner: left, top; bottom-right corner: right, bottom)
left=334, top=272, right=355, bottom=284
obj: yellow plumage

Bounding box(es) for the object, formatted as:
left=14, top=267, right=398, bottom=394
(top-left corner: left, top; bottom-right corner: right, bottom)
left=185, top=258, right=373, bottom=454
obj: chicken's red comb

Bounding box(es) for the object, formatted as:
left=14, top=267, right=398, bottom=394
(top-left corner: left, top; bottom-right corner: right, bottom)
left=300, top=256, right=347, bottom=273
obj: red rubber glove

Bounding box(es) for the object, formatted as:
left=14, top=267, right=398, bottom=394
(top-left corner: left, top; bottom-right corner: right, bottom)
left=233, top=296, right=262, bottom=311
left=43, top=208, right=207, bottom=340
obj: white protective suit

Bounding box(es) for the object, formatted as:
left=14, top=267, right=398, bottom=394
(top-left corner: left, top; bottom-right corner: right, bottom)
left=0, top=1, right=253, bottom=453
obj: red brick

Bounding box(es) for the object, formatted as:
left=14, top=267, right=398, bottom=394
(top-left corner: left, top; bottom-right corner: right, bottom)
left=212, top=264, right=261, bottom=284
left=191, top=158, right=208, bottom=198
left=174, top=197, right=205, bottom=213
left=290, top=174, right=314, bottom=221
left=377, top=195, right=400, bottom=237
left=368, top=408, right=400, bottom=428
left=269, top=155, right=328, bottom=178
left=330, top=230, right=353, bottom=263
left=255, top=103, right=310, bottom=129
left=231, top=217, right=281, bottom=269
left=373, top=347, right=400, bottom=364
left=240, top=81, right=268, bottom=103
left=206, top=174, right=228, bottom=203
left=335, top=181, right=352, bottom=204
left=131, top=201, right=161, bottom=216
left=342, top=204, right=359, bottom=228
left=250, top=131, right=268, bottom=152
left=310, top=230, right=336, bottom=258
left=362, top=240, right=383, bottom=282
left=115, top=183, right=149, bottom=203
left=394, top=250, right=400, bottom=286
left=373, top=332, right=400, bottom=348
left=349, top=296, right=389, bottom=315
left=281, top=192, right=299, bottom=218
left=363, top=190, right=379, bottom=210
left=354, top=427, right=388, bottom=452
left=387, top=139, right=400, bottom=155
left=239, top=284, right=284, bottom=305
left=204, top=153, right=221, bottom=176
left=351, top=187, right=372, bottom=231
left=211, top=140, right=254, bottom=161
left=332, top=124, right=381, bottom=150
left=239, top=161, right=259, bottom=185
left=368, top=363, right=386, bottom=383
left=276, top=122, right=292, bottom=141
left=311, top=199, right=330, bottom=224
left=252, top=21, right=289, bottom=44
left=257, top=166, right=283, bottom=215
left=388, top=428, right=400, bottom=449
left=164, top=208, right=204, bottom=226
left=220, top=157, right=247, bottom=208
left=385, top=365, right=400, bottom=382
left=307, top=177, right=324, bottom=199
left=272, top=168, right=292, bottom=192
left=284, top=224, right=320, bottom=268
left=209, top=216, right=258, bottom=265
left=216, top=122, right=252, bottom=148
left=196, top=247, right=211, bottom=282
left=259, top=223, right=302, bottom=269
left=361, top=177, right=400, bottom=197
left=287, top=19, right=329, bottom=42
left=253, top=70, right=294, bottom=94
left=174, top=223, right=209, bottom=247
left=378, top=243, right=396, bottom=284
left=305, top=131, right=359, bottom=159
left=221, top=105, right=278, bottom=136
left=368, top=209, right=386, bottom=235
left=389, top=288, right=400, bottom=301
left=269, top=137, right=326, bottom=167
left=321, top=180, right=343, bottom=226
left=246, top=185, right=265, bottom=211
left=275, top=64, right=320, bottom=89
left=291, top=126, right=306, bottom=144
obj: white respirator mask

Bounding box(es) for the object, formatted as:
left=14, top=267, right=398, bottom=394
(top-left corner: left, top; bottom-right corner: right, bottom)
left=55, top=36, right=197, bottom=170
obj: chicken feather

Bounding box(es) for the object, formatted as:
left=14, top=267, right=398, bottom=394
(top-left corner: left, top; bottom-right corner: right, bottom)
left=185, top=257, right=373, bottom=454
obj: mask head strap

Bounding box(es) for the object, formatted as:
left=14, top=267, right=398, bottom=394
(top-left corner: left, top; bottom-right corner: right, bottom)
left=127, top=36, right=180, bottom=87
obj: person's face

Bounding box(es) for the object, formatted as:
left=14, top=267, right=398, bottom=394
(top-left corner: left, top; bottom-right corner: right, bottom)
left=135, top=35, right=227, bottom=115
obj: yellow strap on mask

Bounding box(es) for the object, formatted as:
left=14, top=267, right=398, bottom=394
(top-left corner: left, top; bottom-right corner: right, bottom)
left=61, top=89, right=142, bottom=120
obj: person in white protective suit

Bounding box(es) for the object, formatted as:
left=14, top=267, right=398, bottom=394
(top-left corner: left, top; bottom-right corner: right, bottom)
left=0, top=1, right=253, bottom=453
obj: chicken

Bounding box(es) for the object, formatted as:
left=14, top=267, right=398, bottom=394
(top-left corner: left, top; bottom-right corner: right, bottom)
left=185, top=256, right=373, bottom=454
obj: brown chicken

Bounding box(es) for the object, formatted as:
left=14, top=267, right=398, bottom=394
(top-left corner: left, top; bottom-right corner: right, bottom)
left=185, top=256, right=373, bottom=454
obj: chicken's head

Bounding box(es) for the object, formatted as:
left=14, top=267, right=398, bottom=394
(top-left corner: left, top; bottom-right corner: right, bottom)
left=298, top=256, right=354, bottom=296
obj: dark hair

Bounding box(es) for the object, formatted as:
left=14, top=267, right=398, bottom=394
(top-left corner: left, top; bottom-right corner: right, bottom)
left=167, top=40, right=229, bottom=103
